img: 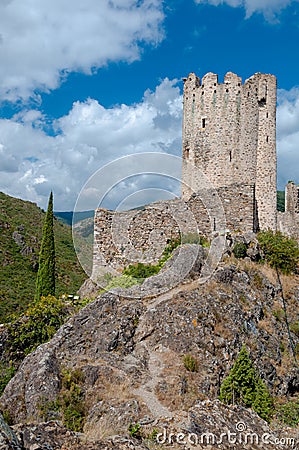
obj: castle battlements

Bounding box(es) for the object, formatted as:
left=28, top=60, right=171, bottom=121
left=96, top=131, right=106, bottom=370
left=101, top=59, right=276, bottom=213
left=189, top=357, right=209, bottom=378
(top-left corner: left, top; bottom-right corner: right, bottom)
left=182, top=71, right=277, bottom=232
left=91, top=71, right=298, bottom=281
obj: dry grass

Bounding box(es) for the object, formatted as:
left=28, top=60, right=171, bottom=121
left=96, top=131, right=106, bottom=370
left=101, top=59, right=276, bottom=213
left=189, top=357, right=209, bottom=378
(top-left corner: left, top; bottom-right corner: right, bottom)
left=257, top=318, right=275, bottom=334
left=214, top=321, right=234, bottom=340
left=83, top=415, right=121, bottom=441
left=152, top=350, right=209, bottom=412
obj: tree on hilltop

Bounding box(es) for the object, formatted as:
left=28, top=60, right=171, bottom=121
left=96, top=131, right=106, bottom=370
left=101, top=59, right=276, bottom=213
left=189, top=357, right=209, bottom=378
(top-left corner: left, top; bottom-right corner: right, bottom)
left=35, top=192, right=55, bottom=301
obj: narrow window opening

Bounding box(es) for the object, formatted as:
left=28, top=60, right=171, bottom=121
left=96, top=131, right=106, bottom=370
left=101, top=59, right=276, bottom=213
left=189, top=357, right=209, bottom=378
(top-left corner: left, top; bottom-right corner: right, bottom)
left=186, top=148, right=190, bottom=159
left=214, top=90, right=216, bottom=93
left=266, top=112, right=269, bottom=118
left=213, top=218, right=216, bottom=232
left=202, top=91, right=204, bottom=95
left=229, top=150, right=232, bottom=162
left=266, top=136, right=269, bottom=142
left=202, top=118, right=206, bottom=128
left=226, top=89, right=229, bottom=93
left=247, top=92, right=250, bottom=97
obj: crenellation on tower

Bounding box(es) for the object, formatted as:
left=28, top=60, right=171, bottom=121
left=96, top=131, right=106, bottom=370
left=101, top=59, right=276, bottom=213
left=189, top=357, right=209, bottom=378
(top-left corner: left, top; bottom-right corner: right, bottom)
left=92, top=69, right=299, bottom=281
left=182, top=70, right=277, bottom=232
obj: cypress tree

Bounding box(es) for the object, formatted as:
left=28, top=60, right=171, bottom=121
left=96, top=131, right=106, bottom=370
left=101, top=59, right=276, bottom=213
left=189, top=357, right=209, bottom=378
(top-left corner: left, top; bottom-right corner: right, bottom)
left=219, top=345, right=256, bottom=407
left=252, top=377, right=273, bottom=421
left=35, top=192, right=55, bottom=301
left=219, top=345, right=273, bottom=422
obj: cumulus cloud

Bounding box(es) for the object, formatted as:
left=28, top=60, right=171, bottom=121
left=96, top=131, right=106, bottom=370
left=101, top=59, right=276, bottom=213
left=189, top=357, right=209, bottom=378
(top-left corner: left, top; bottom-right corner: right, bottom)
left=0, top=0, right=164, bottom=102
left=194, top=0, right=298, bottom=20
left=1, top=75, right=298, bottom=210
left=277, top=87, right=299, bottom=189
left=0, top=78, right=182, bottom=210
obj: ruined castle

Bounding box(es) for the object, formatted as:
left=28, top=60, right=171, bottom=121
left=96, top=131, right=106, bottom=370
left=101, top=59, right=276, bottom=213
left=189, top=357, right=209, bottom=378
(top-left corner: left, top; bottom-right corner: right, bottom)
left=92, top=71, right=299, bottom=279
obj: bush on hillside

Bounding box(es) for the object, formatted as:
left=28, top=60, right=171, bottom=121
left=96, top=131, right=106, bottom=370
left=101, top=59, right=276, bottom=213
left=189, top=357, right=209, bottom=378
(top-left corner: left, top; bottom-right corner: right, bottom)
left=219, top=345, right=273, bottom=422
left=257, top=230, right=299, bottom=274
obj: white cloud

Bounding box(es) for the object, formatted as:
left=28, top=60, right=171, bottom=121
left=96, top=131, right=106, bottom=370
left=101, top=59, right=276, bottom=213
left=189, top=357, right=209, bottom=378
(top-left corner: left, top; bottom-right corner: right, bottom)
left=1, top=76, right=298, bottom=210
left=194, top=0, right=298, bottom=20
left=0, top=78, right=182, bottom=210
left=0, top=0, right=164, bottom=102
left=277, top=87, right=299, bottom=189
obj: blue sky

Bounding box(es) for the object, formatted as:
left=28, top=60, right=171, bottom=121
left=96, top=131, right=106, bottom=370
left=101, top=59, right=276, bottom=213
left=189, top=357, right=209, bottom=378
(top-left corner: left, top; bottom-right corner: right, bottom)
left=0, top=0, right=299, bottom=210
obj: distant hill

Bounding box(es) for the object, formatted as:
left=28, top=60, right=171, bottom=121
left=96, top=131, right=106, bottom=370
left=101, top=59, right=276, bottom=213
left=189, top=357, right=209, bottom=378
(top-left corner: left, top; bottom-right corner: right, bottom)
left=0, top=192, right=87, bottom=322
left=54, top=210, right=94, bottom=226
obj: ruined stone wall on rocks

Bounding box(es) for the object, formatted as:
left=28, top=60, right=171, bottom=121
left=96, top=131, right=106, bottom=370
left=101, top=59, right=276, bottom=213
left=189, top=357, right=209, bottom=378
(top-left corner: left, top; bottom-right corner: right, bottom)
left=182, top=71, right=277, bottom=232
left=92, top=71, right=299, bottom=279
left=278, top=182, right=299, bottom=240
left=92, top=183, right=256, bottom=280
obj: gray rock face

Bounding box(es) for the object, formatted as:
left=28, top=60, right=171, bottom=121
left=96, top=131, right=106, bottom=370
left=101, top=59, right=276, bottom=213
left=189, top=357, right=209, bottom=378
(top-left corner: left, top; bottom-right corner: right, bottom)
left=0, top=256, right=299, bottom=448
left=0, top=413, right=22, bottom=450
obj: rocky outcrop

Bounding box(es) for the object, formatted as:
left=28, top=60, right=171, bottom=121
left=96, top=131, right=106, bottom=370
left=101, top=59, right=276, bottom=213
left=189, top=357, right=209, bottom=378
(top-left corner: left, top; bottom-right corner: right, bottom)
left=0, top=253, right=299, bottom=448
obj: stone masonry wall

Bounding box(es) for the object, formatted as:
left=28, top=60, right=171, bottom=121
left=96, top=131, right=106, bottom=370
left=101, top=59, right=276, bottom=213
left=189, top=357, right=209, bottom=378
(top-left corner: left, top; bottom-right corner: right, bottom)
left=277, top=182, right=299, bottom=240
left=182, top=71, right=277, bottom=231
left=92, top=183, right=256, bottom=279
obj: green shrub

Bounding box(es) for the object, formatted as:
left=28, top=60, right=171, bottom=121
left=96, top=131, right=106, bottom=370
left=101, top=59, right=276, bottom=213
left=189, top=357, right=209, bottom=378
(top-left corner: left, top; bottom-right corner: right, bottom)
left=122, top=238, right=181, bottom=283
left=104, top=274, right=139, bottom=290
left=290, top=322, right=299, bottom=337
left=276, top=399, right=299, bottom=427
left=232, top=242, right=247, bottom=259
left=39, top=368, right=86, bottom=432
left=272, top=308, right=285, bottom=322
left=123, top=262, right=160, bottom=280
left=183, top=354, right=199, bottom=372
left=6, top=295, right=69, bottom=357
left=158, top=237, right=181, bottom=263
left=128, top=422, right=142, bottom=439
left=0, top=362, right=16, bottom=396
left=258, top=230, right=299, bottom=274
left=219, top=345, right=273, bottom=422
left=181, top=233, right=209, bottom=247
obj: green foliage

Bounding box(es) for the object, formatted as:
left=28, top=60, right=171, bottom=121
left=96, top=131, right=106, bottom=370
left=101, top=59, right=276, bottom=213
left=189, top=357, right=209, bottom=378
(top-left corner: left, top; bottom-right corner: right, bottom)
left=128, top=422, right=142, bottom=439
left=272, top=308, right=285, bottom=322
left=232, top=242, right=248, bottom=259
left=39, top=368, right=86, bottom=432
left=257, top=230, right=299, bottom=274
left=183, top=354, right=199, bottom=372
left=290, top=322, right=299, bottom=337
left=103, top=274, right=139, bottom=291
left=0, top=191, right=86, bottom=323
left=160, top=237, right=181, bottom=260
left=219, top=345, right=273, bottom=422
left=276, top=399, right=299, bottom=427
left=252, top=377, right=274, bottom=422
left=181, top=233, right=209, bottom=247
left=123, top=262, right=160, bottom=280
left=122, top=238, right=181, bottom=283
left=1, top=410, right=13, bottom=425
left=35, top=192, right=55, bottom=301
left=277, top=191, right=285, bottom=212
left=0, top=362, right=16, bottom=396
left=6, top=295, right=69, bottom=357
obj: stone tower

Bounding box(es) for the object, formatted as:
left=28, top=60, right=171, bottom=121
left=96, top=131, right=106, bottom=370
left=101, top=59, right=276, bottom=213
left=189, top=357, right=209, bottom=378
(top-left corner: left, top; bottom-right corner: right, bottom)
left=182, top=71, right=277, bottom=231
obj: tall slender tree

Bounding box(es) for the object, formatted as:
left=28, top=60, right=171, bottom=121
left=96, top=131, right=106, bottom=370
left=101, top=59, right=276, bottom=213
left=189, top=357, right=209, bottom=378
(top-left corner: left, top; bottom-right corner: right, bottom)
left=35, top=191, right=55, bottom=301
